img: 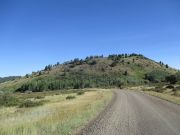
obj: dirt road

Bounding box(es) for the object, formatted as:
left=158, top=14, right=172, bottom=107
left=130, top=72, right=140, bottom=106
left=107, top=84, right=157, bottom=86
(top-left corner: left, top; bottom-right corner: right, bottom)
left=78, top=90, right=180, bottom=135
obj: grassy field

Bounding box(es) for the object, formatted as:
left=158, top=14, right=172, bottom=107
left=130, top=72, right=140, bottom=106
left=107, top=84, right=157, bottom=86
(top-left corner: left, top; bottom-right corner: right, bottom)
left=0, top=89, right=113, bottom=135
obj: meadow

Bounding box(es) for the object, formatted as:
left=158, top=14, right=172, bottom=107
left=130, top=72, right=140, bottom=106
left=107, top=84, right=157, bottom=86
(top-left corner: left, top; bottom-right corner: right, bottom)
left=0, top=89, right=112, bottom=135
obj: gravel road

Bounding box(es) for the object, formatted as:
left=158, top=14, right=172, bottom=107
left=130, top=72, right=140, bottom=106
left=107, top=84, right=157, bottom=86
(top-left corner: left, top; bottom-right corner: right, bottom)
left=78, top=90, right=180, bottom=135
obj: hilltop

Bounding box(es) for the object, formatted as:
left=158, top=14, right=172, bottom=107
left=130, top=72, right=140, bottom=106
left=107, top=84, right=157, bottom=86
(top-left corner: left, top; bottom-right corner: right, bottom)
left=0, top=54, right=178, bottom=93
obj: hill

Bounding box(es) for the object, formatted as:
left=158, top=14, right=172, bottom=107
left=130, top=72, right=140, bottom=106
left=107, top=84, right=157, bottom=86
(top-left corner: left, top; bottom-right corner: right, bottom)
left=0, top=76, right=21, bottom=84
left=0, top=54, right=178, bottom=93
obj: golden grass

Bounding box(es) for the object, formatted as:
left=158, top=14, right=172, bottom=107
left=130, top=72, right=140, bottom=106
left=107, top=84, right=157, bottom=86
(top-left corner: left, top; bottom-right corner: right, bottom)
left=129, top=86, right=180, bottom=105
left=144, top=91, right=180, bottom=105
left=0, top=89, right=112, bottom=135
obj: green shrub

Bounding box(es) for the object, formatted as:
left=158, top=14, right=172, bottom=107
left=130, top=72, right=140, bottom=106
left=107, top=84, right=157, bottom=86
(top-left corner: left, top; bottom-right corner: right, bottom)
left=166, top=85, right=174, bottom=89
left=88, top=60, right=97, bottom=65
left=66, top=95, right=76, bottom=100
left=153, top=86, right=165, bottom=93
left=35, top=96, right=45, bottom=99
left=145, top=70, right=169, bottom=83
left=77, top=91, right=85, bottom=95
left=110, top=61, right=118, bottom=67
left=19, top=100, right=43, bottom=108
left=176, top=81, right=180, bottom=85
left=165, top=75, right=177, bottom=84
left=0, top=95, right=20, bottom=107
left=142, top=88, right=149, bottom=91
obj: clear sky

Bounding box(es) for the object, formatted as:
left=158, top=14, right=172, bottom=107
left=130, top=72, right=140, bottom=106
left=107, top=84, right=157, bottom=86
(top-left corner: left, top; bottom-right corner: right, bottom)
left=0, top=0, right=180, bottom=77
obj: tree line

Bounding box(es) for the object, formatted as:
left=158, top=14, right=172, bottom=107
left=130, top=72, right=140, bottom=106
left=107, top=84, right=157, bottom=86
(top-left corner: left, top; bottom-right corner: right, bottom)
left=16, top=72, right=142, bottom=92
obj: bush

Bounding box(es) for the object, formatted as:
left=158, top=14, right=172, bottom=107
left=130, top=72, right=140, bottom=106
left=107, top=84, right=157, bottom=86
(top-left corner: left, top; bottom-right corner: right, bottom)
left=153, top=86, right=165, bottom=93
left=19, top=100, right=43, bottom=108
left=165, top=75, right=177, bottom=84
left=142, top=88, right=149, bottom=91
left=66, top=95, right=76, bottom=100
left=110, top=61, right=118, bottom=67
left=77, top=91, right=85, bottom=95
left=35, top=96, right=45, bottom=99
left=145, top=70, right=169, bottom=83
left=0, top=95, right=20, bottom=107
left=166, top=85, right=174, bottom=89
left=89, top=60, right=97, bottom=65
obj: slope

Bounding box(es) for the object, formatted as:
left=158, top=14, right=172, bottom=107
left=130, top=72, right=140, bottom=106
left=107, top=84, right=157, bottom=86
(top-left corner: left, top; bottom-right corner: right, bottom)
left=0, top=54, right=177, bottom=93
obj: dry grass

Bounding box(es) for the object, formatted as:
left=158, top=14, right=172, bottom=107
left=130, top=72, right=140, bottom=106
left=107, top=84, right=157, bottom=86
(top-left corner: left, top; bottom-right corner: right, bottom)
left=129, top=86, right=180, bottom=105
left=0, top=77, right=29, bottom=92
left=144, top=91, right=180, bottom=105
left=0, top=89, right=112, bottom=135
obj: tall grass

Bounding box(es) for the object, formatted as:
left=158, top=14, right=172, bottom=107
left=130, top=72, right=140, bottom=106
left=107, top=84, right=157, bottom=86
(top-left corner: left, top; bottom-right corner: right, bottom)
left=144, top=91, right=180, bottom=105
left=0, top=89, right=112, bottom=135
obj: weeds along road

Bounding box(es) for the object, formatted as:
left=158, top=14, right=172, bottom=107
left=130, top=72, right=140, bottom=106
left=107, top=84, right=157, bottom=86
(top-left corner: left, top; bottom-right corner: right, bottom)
left=78, top=90, right=180, bottom=135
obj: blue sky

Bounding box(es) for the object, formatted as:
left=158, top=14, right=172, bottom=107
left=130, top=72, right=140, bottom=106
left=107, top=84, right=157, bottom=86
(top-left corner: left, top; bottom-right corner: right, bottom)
left=0, top=0, right=180, bottom=77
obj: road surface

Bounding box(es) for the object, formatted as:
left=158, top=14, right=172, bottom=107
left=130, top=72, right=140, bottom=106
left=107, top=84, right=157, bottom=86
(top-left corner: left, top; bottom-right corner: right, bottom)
left=78, top=90, right=180, bottom=135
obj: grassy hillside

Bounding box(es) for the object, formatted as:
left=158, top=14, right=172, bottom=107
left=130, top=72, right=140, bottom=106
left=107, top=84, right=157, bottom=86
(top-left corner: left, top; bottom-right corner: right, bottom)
left=0, top=54, right=177, bottom=93
left=0, top=76, right=21, bottom=84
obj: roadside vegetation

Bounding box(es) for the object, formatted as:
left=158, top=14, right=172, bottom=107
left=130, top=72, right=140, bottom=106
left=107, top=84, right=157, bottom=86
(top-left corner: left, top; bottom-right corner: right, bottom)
left=124, top=66, right=180, bottom=104
left=129, top=72, right=180, bottom=104
left=141, top=84, right=180, bottom=105
left=0, top=89, right=112, bottom=135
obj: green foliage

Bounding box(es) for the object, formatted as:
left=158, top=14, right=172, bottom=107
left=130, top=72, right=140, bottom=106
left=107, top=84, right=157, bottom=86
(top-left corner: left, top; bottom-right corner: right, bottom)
left=133, top=59, right=135, bottom=63
left=77, top=91, right=85, bottom=95
left=15, top=71, right=153, bottom=92
left=175, top=72, right=180, bottom=82
left=145, top=70, right=169, bottom=83
left=165, top=75, right=177, bottom=84
left=38, top=71, right=42, bottom=76
left=16, top=72, right=133, bottom=92
left=108, top=53, right=144, bottom=60
left=159, top=61, right=164, bottom=66
left=0, top=95, right=20, bottom=107
left=66, top=95, right=76, bottom=100
left=19, top=100, right=43, bottom=108
left=166, top=85, right=174, bottom=89
left=25, top=74, right=29, bottom=78
left=44, top=65, right=52, bottom=71
left=1, top=53, right=177, bottom=93
left=153, top=86, right=165, bottom=93
left=35, top=95, right=45, bottom=99
left=124, top=71, right=128, bottom=76
left=88, top=60, right=97, bottom=65
left=110, top=61, right=118, bottom=67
